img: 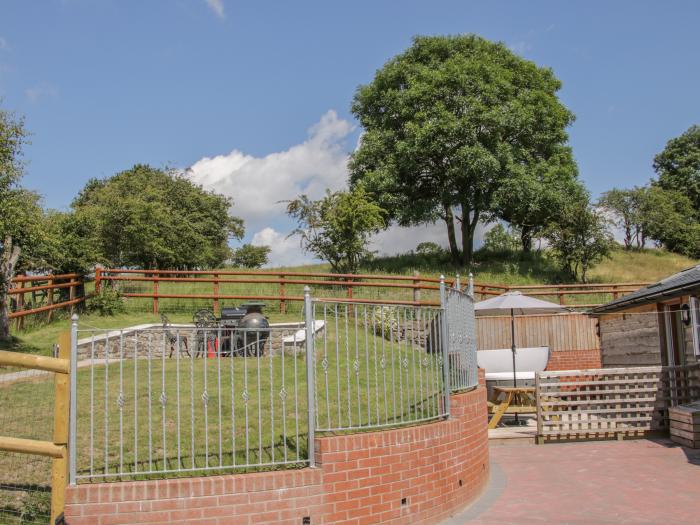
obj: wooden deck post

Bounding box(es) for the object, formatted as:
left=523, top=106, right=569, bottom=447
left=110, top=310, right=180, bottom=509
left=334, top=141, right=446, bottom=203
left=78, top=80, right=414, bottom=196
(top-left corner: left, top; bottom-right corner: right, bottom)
left=51, top=331, right=70, bottom=524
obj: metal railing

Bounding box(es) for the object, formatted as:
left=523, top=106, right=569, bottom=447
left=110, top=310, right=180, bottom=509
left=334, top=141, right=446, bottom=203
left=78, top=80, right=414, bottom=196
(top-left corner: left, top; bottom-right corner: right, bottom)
left=70, top=281, right=478, bottom=483
left=71, top=323, right=310, bottom=482
left=311, top=300, right=448, bottom=432
left=444, top=284, right=479, bottom=392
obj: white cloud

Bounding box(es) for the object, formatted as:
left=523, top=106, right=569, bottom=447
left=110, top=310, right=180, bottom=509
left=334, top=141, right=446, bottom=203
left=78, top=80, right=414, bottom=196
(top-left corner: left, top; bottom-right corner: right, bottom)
left=186, top=110, right=353, bottom=234
left=187, top=110, right=490, bottom=268
left=25, top=83, right=59, bottom=103
left=205, top=0, right=225, bottom=19
left=251, top=227, right=318, bottom=267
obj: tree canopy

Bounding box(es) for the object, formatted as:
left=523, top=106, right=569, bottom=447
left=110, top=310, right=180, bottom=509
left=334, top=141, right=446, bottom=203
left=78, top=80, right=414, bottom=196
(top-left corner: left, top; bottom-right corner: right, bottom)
left=72, top=164, right=244, bottom=269
left=286, top=188, right=386, bottom=274
left=653, top=125, right=700, bottom=211
left=230, top=244, right=271, bottom=269
left=545, top=194, right=613, bottom=283
left=350, top=34, right=577, bottom=265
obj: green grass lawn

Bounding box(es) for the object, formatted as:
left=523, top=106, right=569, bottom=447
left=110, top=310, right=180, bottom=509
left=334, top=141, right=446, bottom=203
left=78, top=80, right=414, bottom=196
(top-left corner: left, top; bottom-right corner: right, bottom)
left=1, top=305, right=446, bottom=486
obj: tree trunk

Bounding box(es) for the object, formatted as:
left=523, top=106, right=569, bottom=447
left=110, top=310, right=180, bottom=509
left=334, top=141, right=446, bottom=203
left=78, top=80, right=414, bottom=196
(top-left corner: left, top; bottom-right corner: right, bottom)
left=521, top=227, right=533, bottom=253
left=624, top=224, right=632, bottom=250
left=459, top=205, right=479, bottom=266
left=443, top=204, right=460, bottom=265
left=0, top=236, right=21, bottom=342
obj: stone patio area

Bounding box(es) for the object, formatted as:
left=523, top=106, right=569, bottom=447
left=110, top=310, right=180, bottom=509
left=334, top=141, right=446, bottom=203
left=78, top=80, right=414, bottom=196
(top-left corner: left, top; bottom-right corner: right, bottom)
left=446, top=438, right=700, bottom=525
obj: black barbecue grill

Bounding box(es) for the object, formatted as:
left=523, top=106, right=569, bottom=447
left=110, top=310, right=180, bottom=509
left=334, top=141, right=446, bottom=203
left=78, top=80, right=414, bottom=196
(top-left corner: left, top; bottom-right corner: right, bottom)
left=193, top=302, right=270, bottom=356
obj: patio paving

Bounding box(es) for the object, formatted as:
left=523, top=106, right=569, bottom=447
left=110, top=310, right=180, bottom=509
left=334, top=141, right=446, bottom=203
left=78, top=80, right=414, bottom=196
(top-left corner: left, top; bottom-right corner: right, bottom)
left=446, top=438, right=700, bottom=525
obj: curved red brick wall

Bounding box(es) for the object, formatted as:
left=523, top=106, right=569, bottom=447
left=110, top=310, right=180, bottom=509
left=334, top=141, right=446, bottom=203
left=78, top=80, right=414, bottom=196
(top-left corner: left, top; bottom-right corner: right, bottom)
left=64, top=386, right=489, bottom=525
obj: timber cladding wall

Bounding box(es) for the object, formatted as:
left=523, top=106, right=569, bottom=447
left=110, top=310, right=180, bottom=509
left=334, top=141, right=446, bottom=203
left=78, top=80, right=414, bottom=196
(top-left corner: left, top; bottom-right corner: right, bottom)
left=63, top=387, right=489, bottom=525
left=598, top=304, right=662, bottom=368
left=477, top=313, right=601, bottom=371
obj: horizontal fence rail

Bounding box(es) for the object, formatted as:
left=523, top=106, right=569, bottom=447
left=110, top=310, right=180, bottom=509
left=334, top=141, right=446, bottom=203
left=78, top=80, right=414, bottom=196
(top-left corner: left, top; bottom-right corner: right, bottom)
left=97, top=268, right=455, bottom=314
left=98, top=268, right=647, bottom=314
left=311, top=300, right=448, bottom=432
left=474, top=282, right=649, bottom=309
left=8, top=273, right=85, bottom=327
left=536, top=363, right=700, bottom=442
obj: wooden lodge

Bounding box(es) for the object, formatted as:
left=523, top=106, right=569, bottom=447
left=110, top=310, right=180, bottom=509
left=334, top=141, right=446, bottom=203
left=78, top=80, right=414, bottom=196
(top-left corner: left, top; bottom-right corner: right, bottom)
left=591, top=264, right=700, bottom=369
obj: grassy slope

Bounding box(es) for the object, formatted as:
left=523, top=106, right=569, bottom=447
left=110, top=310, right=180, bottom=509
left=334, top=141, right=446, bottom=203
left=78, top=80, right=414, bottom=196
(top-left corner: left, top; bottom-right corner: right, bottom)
left=360, top=246, right=698, bottom=285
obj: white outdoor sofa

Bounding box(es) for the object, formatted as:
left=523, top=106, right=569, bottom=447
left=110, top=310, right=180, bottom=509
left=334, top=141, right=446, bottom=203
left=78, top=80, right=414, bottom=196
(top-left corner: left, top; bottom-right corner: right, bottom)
left=476, top=346, right=550, bottom=382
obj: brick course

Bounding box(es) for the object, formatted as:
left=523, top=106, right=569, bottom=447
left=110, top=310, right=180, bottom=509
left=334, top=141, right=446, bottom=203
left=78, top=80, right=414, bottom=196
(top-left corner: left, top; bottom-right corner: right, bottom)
left=545, top=348, right=602, bottom=371
left=64, top=387, right=488, bottom=525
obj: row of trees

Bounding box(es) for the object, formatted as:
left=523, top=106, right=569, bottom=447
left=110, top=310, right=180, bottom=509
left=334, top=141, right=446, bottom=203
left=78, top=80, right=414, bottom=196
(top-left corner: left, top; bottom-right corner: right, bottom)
left=599, top=126, right=700, bottom=259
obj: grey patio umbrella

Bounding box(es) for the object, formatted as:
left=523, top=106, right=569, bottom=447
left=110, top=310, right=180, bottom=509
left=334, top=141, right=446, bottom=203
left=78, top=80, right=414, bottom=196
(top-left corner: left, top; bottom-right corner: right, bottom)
left=475, top=290, right=569, bottom=392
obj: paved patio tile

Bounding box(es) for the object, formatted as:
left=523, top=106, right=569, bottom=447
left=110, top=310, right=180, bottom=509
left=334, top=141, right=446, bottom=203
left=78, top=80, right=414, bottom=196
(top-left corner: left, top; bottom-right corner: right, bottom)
left=449, top=438, right=700, bottom=525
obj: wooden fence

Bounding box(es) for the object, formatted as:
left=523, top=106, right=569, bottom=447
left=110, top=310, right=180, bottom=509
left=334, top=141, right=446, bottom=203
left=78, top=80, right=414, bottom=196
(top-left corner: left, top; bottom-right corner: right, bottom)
left=474, top=282, right=649, bottom=309
left=535, top=363, right=700, bottom=442
left=476, top=312, right=600, bottom=353
left=0, top=332, right=72, bottom=523
left=98, top=268, right=646, bottom=315
left=97, top=268, right=454, bottom=313
left=9, top=273, right=85, bottom=328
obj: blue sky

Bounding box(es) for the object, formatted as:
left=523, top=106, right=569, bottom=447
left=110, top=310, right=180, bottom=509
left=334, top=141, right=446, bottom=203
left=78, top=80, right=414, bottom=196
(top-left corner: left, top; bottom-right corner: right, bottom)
left=1, top=1, right=699, bottom=264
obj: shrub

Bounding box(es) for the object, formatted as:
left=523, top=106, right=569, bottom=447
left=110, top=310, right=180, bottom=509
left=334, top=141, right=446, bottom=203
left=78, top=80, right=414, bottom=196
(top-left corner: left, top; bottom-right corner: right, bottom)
left=87, top=286, right=126, bottom=316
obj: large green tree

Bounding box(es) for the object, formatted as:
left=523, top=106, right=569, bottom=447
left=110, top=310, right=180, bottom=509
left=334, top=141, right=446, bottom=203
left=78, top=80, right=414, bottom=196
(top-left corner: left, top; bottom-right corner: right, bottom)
left=653, top=125, right=700, bottom=211
left=0, top=108, right=47, bottom=340
left=286, top=188, right=386, bottom=274
left=72, top=165, right=244, bottom=269
left=350, top=34, right=576, bottom=265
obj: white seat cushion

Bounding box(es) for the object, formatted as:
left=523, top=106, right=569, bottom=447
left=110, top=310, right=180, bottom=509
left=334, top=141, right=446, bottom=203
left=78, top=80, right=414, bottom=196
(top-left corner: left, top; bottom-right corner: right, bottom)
left=282, top=320, right=325, bottom=344
left=485, top=371, right=536, bottom=381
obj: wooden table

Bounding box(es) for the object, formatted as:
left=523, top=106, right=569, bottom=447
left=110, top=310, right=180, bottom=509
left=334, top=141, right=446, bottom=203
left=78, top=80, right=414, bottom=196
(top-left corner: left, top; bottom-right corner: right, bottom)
left=487, top=386, right=537, bottom=429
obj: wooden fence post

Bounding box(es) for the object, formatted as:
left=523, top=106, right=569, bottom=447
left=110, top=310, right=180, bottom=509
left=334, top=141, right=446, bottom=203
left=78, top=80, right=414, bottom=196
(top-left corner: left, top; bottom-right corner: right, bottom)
left=46, top=277, right=54, bottom=323
left=69, top=280, right=76, bottom=315
left=346, top=277, right=354, bottom=316
left=558, top=288, right=565, bottom=306
left=213, top=273, right=220, bottom=316
left=153, top=275, right=159, bottom=315
left=413, top=271, right=421, bottom=304
left=15, top=279, right=25, bottom=331
left=94, top=268, right=102, bottom=294
left=51, top=331, right=70, bottom=524
left=279, top=275, right=286, bottom=314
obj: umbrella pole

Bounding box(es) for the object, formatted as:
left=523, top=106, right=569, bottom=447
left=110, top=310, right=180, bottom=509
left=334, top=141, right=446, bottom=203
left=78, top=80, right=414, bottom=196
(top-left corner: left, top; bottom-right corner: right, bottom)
left=511, top=308, right=519, bottom=424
